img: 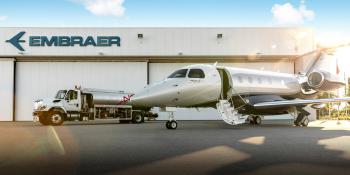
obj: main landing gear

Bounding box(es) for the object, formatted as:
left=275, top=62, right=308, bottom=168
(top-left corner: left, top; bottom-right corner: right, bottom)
left=249, top=115, right=262, bottom=125
left=165, top=112, right=177, bottom=129
left=293, top=107, right=310, bottom=127
left=294, top=113, right=309, bottom=126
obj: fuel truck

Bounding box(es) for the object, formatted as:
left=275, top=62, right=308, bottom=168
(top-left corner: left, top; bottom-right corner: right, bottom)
left=33, top=87, right=157, bottom=126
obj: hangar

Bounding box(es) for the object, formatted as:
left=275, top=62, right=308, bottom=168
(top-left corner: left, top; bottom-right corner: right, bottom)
left=0, top=27, right=316, bottom=121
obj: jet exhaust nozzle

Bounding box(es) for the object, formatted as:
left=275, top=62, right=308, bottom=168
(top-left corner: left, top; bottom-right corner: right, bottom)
left=307, top=71, right=325, bottom=89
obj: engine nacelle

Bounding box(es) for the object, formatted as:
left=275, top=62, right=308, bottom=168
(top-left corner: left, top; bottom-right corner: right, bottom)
left=306, top=71, right=345, bottom=91
left=307, top=71, right=325, bottom=89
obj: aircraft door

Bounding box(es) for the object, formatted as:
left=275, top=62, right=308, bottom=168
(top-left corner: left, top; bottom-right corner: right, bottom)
left=217, top=68, right=232, bottom=100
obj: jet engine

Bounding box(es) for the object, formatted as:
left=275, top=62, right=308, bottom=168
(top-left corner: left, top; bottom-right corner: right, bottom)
left=306, top=71, right=345, bottom=91
left=307, top=71, right=325, bottom=89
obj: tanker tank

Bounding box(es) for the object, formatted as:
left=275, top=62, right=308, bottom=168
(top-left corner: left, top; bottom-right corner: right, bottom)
left=81, top=88, right=134, bottom=105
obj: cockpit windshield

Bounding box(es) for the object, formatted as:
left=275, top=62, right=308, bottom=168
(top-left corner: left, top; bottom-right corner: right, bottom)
left=55, top=90, right=67, bottom=99
left=167, top=69, right=188, bottom=78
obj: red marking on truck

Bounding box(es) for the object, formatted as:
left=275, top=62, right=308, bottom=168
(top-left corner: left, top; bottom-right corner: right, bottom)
left=117, top=94, right=135, bottom=105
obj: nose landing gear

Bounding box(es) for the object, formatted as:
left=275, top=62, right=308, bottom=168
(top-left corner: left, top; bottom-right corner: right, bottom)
left=165, top=112, right=178, bottom=129
left=166, top=120, right=178, bottom=129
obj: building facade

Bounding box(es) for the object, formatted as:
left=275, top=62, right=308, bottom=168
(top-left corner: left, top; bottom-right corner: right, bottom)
left=0, top=27, right=315, bottom=121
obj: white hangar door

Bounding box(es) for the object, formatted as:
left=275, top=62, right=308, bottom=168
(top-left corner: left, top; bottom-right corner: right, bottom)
left=149, top=61, right=294, bottom=120
left=0, top=59, right=14, bottom=121
left=15, top=62, right=147, bottom=121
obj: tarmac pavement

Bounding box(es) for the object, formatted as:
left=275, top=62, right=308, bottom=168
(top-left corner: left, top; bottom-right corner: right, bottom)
left=0, top=120, right=350, bottom=175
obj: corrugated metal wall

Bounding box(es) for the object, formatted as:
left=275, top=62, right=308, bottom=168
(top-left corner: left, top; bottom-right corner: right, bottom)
left=0, top=59, right=14, bottom=121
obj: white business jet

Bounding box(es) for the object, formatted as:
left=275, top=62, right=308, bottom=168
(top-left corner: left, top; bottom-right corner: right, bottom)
left=131, top=63, right=349, bottom=129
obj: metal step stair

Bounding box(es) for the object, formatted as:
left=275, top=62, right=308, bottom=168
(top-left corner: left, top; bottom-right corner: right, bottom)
left=216, top=100, right=247, bottom=125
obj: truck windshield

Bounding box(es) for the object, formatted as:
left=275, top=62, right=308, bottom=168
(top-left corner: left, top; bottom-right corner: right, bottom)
left=55, top=90, right=67, bottom=99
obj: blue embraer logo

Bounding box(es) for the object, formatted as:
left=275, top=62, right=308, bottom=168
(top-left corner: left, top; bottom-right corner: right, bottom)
left=6, top=31, right=121, bottom=51
left=6, top=32, right=26, bottom=51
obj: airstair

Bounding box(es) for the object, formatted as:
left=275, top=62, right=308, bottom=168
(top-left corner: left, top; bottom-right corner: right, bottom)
left=216, top=100, right=247, bottom=125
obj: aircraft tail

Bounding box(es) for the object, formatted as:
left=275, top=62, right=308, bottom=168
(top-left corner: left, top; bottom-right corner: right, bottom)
left=305, top=50, right=346, bottom=91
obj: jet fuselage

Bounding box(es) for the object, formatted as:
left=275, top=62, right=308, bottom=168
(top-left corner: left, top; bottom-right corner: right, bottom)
left=131, top=64, right=307, bottom=110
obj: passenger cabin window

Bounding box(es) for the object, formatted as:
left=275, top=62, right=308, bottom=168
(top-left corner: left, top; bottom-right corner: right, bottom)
left=188, top=69, right=205, bottom=78
left=168, top=69, right=188, bottom=78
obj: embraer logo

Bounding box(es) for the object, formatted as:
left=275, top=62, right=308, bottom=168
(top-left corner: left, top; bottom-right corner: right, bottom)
left=6, top=31, right=121, bottom=51
left=6, top=31, right=26, bottom=51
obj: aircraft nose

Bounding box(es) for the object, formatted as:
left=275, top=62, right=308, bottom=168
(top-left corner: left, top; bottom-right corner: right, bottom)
left=131, top=88, right=150, bottom=103
left=131, top=81, right=175, bottom=106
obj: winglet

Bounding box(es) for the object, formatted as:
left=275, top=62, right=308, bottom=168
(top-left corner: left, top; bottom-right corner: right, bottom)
left=213, top=61, right=218, bottom=66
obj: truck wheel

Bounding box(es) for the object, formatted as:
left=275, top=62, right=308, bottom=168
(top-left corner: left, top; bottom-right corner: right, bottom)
left=39, top=116, right=51, bottom=126
left=50, top=112, right=64, bottom=126
left=132, top=112, right=144, bottom=124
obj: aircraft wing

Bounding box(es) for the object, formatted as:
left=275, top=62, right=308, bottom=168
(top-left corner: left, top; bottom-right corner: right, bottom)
left=253, top=97, right=350, bottom=109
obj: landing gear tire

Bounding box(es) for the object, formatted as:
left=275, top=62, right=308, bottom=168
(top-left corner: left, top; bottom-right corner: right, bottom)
left=50, top=112, right=64, bottom=126
left=301, top=117, right=309, bottom=127
left=294, top=120, right=301, bottom=126
left=166, top=121, right=170, bottom=129
left=248, top=116, right=255, bottom=124
left=294, top=113, right=304, bottom=127
left=254, top=116, right=262, bottom=125
left=132, top=112, right=144, bottom=124
left=166, top=121, right=177, bottom=129
left=39, top=116, right=51, bottom=126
